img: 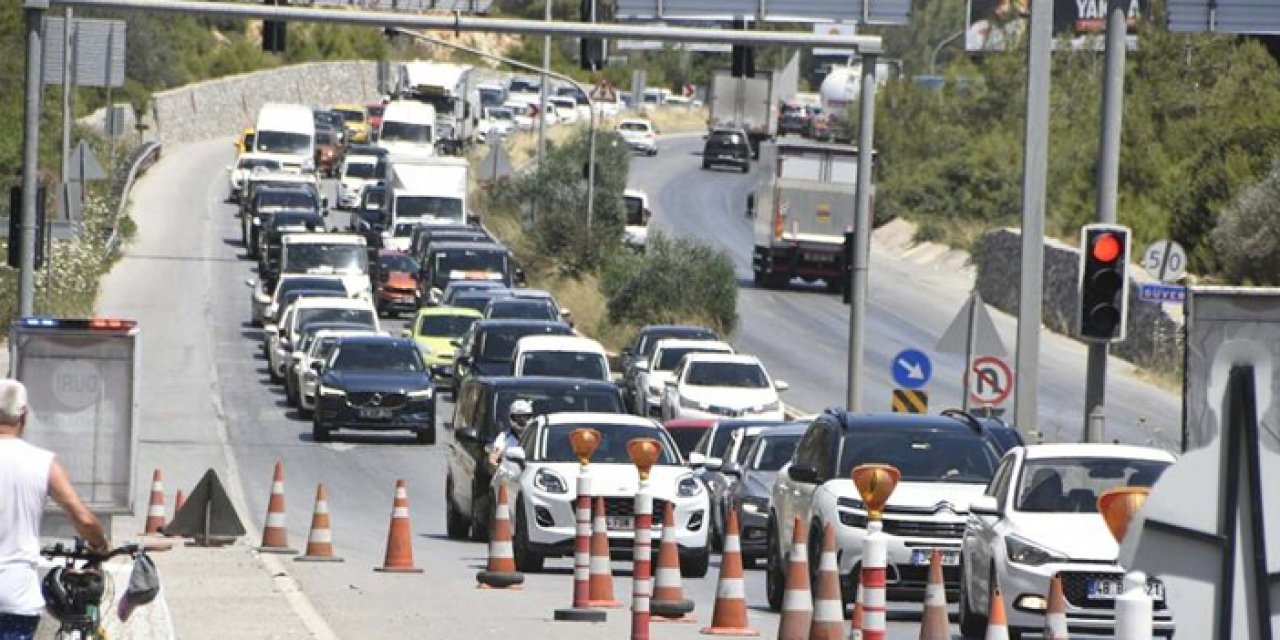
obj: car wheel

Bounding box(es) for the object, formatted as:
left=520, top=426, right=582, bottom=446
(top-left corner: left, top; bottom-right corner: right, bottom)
left=701, top=161, right=711, bottom=170
left=957, top=562, right=989, bottom=638
left=285, top=376, right=299, bottom=406
left=513, top=501, right=545, bottom=573
left=680, top=545, right=710, bottom=578
left=415, top=422, right=435, bottom=445
left=470, top=481, right=491, bottom=543
left=312, top=416, right=332, bottom=443
left=445, top=475, right=470, bottom=540
left=268, top=361, right=283, bottom=384
left=765, top=514, right=784, bottom=611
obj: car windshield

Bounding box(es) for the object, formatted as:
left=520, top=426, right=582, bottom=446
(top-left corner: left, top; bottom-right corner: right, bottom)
left=479, top=88, right=504, bottom=108
left=749, top=434, right=800, bottom=471
left=256, top=130, right=311, bottom=155
left=436, top=249, right=506, bottom=275
left=639, top=329, right=717, bottom=357
left=380, top=121, right=433, bottom=144
left=453, top=295, right=497, bottom=314
left=509, top=79, right=539, bottom=93
left=666, top=427, right=707, bottom=458
left=686, top=362, right=768, bottom=388
left=258, top=191, right=317, bottom=210
left=538, top=424, right=680, bottom=465
left=491, top=109, right=514, bottom=121
left=1016, top=457, right=1171, bottom=514
left=379, top=254, right=419, bottom=273
left=363, top=189, right=387, bottom=209
left=494, top=390, right=622, bottom=431
left=331, top=342, right=423, bottom=372
left=239, top=157, right=281, bottom=171
left=416, top=313, right=476, bottom=338
left=335, top=109, right=365, bottom=123
left=296, top=308, right=375, bottom=332
left=656, top=346, right=727, bottom=371
left=619, top=122, right=651, bottom=132
left=277, top=278, right=346, bottom=300
left=282, top=290, right=345, bottom=309
left=479, top=326, right=567, bottom=362
left=344, top=160, right=379, bottom=179
left=624, top=197, right=645, bottom=226
left=269, top=212, right=322, bottom=229
left=710, top=132, right=743, bottom=146
left=315, top=112, right=343, bottom=127
left=837, top=428, right=1000, bottom=483
left=397, top=196, right=463, bottom=219
left=519, top=351, right=607, bottom=380
left=284, top=244, right=368, bottom=274
left=445, top=282, right=506, bottom=302
left=488, top=300, right=557, bottom=321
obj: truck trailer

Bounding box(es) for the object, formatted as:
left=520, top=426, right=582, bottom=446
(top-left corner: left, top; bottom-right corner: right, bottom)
left=395, top=61, right=478, bottom=155
left=707, top=53, right=800, bottom=156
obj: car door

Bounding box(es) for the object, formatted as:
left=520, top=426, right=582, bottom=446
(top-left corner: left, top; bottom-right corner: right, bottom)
left=772, top=420, right=823, bottom=553
left=965, top=452, right=1017, bottom=612
left=268, top=306, right=294, bottom=372
left=449, top=381, right=483, bottom=513
left=792, top=421, right=833, bottom=536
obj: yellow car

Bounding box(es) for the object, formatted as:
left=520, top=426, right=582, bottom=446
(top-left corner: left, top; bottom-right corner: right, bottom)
left=234, top=127, right=256, bottom=156
left=332, top=104, right=371, bottom=144
left=403, top=306, right=482, bottom=380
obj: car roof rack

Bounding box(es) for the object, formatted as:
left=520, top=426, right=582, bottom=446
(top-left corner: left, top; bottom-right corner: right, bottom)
left=940, top=408, right=986, bottom=435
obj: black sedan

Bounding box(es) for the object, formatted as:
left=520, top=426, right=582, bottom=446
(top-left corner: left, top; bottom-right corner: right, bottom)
left=312, top=335, right=436, bottom=444
left=725, top=423, right=804, bottom=564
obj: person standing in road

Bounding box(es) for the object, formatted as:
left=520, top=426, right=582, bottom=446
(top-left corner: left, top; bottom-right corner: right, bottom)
left=0, top=379, right=110, bottom=640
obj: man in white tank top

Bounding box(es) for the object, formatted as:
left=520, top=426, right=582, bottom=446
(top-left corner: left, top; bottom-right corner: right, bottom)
left=0, top=379, right=109, bottom=640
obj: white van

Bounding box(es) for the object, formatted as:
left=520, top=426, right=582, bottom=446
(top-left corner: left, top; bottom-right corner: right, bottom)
left=386, top=156, right=469, bottom=246
left=377, top=100, right=437, bottom=157
left=512, top=335, right=611, bottom=381
left=623, top=188, right=651, bottom=249
left=254, top=103, right=316, bottom=173
left=279, top=233, right=372, bottom=301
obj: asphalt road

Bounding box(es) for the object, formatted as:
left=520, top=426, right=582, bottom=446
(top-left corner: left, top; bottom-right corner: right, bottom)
left=629, top=135, right=1180, bottom=449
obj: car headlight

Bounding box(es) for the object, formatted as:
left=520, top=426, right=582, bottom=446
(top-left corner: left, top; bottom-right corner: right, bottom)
left=677, top=474, right=703, bottom=497
left=837, top=496, right=868, bottom=528
left=319, top=385, right=345, bottom=398
left=406, top=388, right=433, bottom=400
left=251, top=216, right=261, bottom=226
left=1005, top=535, right=1068, bottom=566
left=679, top=394, right=707, bottom=410
left=534, top=468, right=568, bottom=494
left=739, top=496, right=768, bottom=514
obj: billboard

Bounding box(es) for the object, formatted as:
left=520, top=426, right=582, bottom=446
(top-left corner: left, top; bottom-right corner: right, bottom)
left=965, top=0, right=1148, bottom=52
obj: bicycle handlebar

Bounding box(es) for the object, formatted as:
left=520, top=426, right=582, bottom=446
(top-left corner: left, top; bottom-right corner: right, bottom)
left=41, top=542, right=141, bottom=564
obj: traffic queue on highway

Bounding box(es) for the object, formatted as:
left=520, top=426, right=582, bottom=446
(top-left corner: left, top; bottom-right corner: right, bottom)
left=222, top=73, right=1179, bottom=638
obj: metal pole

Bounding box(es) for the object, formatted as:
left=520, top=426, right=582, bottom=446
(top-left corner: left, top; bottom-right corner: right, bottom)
left=19, top=1, right=47, bottom=318
left=928, top=29, right=964, bottom=76
left=533, top=0, right=550, bottom=223
left=962, top=291, right=978, bottom=412
left=846, top=55, right=877, bottom=412
left=1012, top=0, right=1053, bottom=437
left=585, top=106, right=596, bottom=232
left=60, top=7, right=72, bottom=190
left=1083, top=0, right=1127, bottom=441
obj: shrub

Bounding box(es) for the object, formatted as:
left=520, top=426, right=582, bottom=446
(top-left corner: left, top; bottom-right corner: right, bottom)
left=600, top=231, right=738, bottom=335
left=1209, top=159, right=1280, bottom=284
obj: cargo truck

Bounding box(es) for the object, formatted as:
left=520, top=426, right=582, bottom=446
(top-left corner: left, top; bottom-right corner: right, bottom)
left=395, top=61, right=478, bottom=155
left=706, top=53, right=800, bottom=157
left=748, top=139, right=872, bottom=291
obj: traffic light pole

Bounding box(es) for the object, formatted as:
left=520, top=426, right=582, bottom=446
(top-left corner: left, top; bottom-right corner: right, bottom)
left=846, top=54, right=878, bottom=412
left=1084, top=0, right=1128, bottom=443
left=533, top=0, right=550, bottom=224
left=18, top=0, right=47, bottom=317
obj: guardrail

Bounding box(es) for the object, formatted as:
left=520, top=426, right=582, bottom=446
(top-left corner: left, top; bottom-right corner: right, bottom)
left=103, top=141, right=162, bottom=258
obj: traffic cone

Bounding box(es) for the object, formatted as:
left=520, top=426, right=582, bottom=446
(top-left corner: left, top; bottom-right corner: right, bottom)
left=1044, top=574, right=1069, bottom=640
left=849, top=583, right=864, bottom=640
left=809, top=523, right=844, bottom=640
left=651, top=502, right=695, bottom=622
left=588, top=496, right=621, bottom=608
left=918, top=549, right=949, bottom=640
left=700, top=509, right=758, bottom=636
left=256, top=459, right=297, bottom=554
left=985, top=587, right=1009, bottom=640
left=777, top=517, right=812, bottom=640
left=476, top=482, right=524, bottom=589
left=295, top=484, right=343, bottom=562
left=142, top=469, right=165, bottom=535
left=375, top=479, right=423, bottom=573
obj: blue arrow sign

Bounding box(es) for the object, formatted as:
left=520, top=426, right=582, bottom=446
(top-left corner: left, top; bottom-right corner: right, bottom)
left=892, top=348, right=932, bottom=390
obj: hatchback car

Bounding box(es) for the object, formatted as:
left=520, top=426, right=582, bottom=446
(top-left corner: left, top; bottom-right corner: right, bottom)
left=372, top=250, right=420, bottom=317
left=701, top=127, right=751, bottom=173
left=404, top=306, right=482, bottom=382
left=312, top=335, right=435, bottom=443
left=617, top=119, right=659, bottom=156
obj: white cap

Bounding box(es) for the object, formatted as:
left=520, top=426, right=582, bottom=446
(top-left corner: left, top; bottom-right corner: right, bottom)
left=0, top=379, right=28, bottom=424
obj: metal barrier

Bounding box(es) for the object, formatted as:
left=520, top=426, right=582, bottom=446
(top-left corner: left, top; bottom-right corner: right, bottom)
left=103, top=141, right=162, bottom=258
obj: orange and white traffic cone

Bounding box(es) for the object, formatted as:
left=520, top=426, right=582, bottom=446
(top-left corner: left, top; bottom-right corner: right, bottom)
left=375, top=479, right=423, bottom=573
left=918, top=549, right=948, bottom=640
left=651, top=502, right=695, bottom=622
left=849, top=583, right=865, bottom=640
left=809, top=523, right=844, bottom=640
left=476, top=483, right=524, bottom=589
left=142, top=469, right=166, bottom=535
left=985, top=587, right=1010, bottom=640
left=777, top=517, right=812, bottom=640
left=295, top=484, right=342, bottom=562
left=588, top=496, right=621, bottom=608
left=257, top=459, right=297, bottom=554
left=1044, top=574, right=1069, bottom=640
left=700, top=509, right=758, bottom=636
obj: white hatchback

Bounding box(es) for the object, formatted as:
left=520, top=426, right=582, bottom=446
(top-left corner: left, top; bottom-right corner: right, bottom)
left=959, top=444, right=1176, bottom=639
left=659, top=353, right=788, bottom=422
left=617, top=119, right=658, bottom=156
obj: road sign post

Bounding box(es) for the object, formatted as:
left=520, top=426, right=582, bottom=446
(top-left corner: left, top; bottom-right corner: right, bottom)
left=937, top=293, right=1007, bottom=414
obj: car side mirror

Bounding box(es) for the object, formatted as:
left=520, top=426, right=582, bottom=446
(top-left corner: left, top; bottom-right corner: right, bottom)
left=379, top=271, right=390, bottom=283
left=722, top=461, right=742, bottom=478
left=688, top=452, right=707, bottom=468
left=787, top=462, right=820, bottom=484
left=559, top=308, right=572, bottom=318
left=774, top=380, right=790, bottom=392
left=643, top=209, right=652, bottom=224
left=456, top=427, right=480, bottom=443
left=504, top=446, right=526, bottom=465
left=514, top=268, right=527, bottom=286
left=970, top=495, right=1001, bottom=517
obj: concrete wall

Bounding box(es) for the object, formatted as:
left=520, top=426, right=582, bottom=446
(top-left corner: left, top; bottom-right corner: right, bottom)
left=146, top=61, right=383, bottom=146
left=973, top=228, right=1183, bottom=371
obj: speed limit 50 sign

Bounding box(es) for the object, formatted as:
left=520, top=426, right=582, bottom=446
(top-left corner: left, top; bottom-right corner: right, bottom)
left=1141, top=240, right=1187, bottom=283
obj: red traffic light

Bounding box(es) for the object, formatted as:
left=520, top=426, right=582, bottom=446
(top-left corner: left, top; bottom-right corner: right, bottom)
left=1091, top=232, right=1121, bottom=263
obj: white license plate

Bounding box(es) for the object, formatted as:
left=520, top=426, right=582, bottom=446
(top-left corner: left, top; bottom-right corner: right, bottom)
left=359, top=407, right=393, bottom=419
left=805, top=253, right=837, bottom=263
left=910, top=548, right=960, bottom=566
left=606, top=516, right=633, bottom=531
left=1086, top=578, right=1165, bottom=601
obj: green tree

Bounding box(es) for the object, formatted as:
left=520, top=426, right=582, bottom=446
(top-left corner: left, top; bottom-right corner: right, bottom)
left=1209, top=159, right=1280, bottom=285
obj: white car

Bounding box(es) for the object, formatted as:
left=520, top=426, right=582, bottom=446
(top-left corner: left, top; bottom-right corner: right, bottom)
left=503, top=101, right=535, bottom=131
left=337, top=154, right=381, bottom=209
left=288, top=328, right=375, bottom=415
left=226, top=154, right=282, bottom=202
left=265, top=297, right=379, bottom=383
left=498, top=413, right=710, bottom=576
left=512, top=335, right=610, bottom=381
left=475, top=107, right=517, bottom=144
left=959, top=444, right=1176, bottom=639
left=617, top=119, right=658, bottom=156
left=632, top=338, right=734, bottom=417
left=622, top=189, right=651, bottom=249
left=249, top=273, right=348, bottom=328
left=548, top=96, right=580, bottom=124
left=659, top=353, right=787, bottom=422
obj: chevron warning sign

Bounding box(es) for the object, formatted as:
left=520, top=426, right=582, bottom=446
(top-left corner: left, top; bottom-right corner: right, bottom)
left=891, top=389, right=928, bottom=414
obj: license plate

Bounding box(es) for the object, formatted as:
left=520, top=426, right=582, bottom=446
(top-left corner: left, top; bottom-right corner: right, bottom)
left=719, top=154, right=736, bottom=160
left=606, top=516, right=633, bottom=531
left=1086, top=578, right=1165, bottom=601
left=910, top=548, right=960, bottom=566
left=359, top=407, right=393, bottom=419
left=805, top=253, right=837, bottom=263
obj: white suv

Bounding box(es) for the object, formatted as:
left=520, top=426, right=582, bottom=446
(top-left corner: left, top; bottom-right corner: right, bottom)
left=498, top=413, right=710, bottom=577
left=632, top=339, right=734, bottom=417
left=659, top=353, right=787, bottom=422
left=959, top=444, right=1176, bottom=639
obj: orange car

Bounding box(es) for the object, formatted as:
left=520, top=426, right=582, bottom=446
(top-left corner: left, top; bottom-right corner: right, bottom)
left=373, top=250, right=421, bottom=317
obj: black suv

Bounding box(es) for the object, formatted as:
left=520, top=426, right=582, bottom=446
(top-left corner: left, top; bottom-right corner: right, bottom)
left=445, top=376, right=626, bottom=540
left=242, top=186, right=322, bottom=258
left=419, top=241, right=521, bottom=305
left=701, top=127, right=752, bottom=173
left=312, top=335, right=436, bottom=444
left=449, top=319, right=574, bottom=396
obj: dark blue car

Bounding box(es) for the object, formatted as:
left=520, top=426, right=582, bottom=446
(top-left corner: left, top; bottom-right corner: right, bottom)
left=312, top=335, right=435, bottom=444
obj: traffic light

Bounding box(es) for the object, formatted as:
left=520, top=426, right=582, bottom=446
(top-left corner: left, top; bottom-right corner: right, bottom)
left=263, top=0, right=287, bottom=53
left=1077, top=223, right=1131, bottom=342
left=579, top=0, right=606, bottom=71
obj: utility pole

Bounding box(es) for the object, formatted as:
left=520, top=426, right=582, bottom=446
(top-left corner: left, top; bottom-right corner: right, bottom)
left=1084, top=0, right=1128, bottom=443
left=533, top=0, right=551, bottom=224
left=1012, top=0, right=1053, bottom=438
left=19, top=0, right=48, bottom=318
left=61, top=7, right=73, bottom=196
left=845, top=54, right=878, bottom=412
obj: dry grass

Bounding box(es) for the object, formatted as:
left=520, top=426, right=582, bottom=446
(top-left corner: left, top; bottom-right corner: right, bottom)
left=643, top=107, right=710, bottom=134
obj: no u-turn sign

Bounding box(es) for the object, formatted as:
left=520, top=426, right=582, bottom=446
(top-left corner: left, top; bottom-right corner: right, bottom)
left=969, top=356, right=1013, bottom=407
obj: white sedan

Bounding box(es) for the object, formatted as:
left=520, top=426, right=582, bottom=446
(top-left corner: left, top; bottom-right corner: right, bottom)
left=499, top=413, right=710, bottom=577
left=659, top=353, right=788, bottom=422
left=632, top=338, right=734, bottom=417
left=226, top=153, right=281, bottom=202
left=959, top=444, right=1177, bottom=639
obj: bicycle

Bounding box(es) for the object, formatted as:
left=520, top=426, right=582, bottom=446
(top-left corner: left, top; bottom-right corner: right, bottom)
left=39, top=540, right=142, bottom=640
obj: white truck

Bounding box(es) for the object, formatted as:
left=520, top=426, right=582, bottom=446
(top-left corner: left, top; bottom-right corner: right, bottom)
left=396, top=61, right=478, bottom=155
left=377, top=100, right=437, bottom=158
left=810, top=62, right=894, bottom=141
left=385, top=155, right=470, bottom=250
left=707, top=53, right=800, bottom=156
